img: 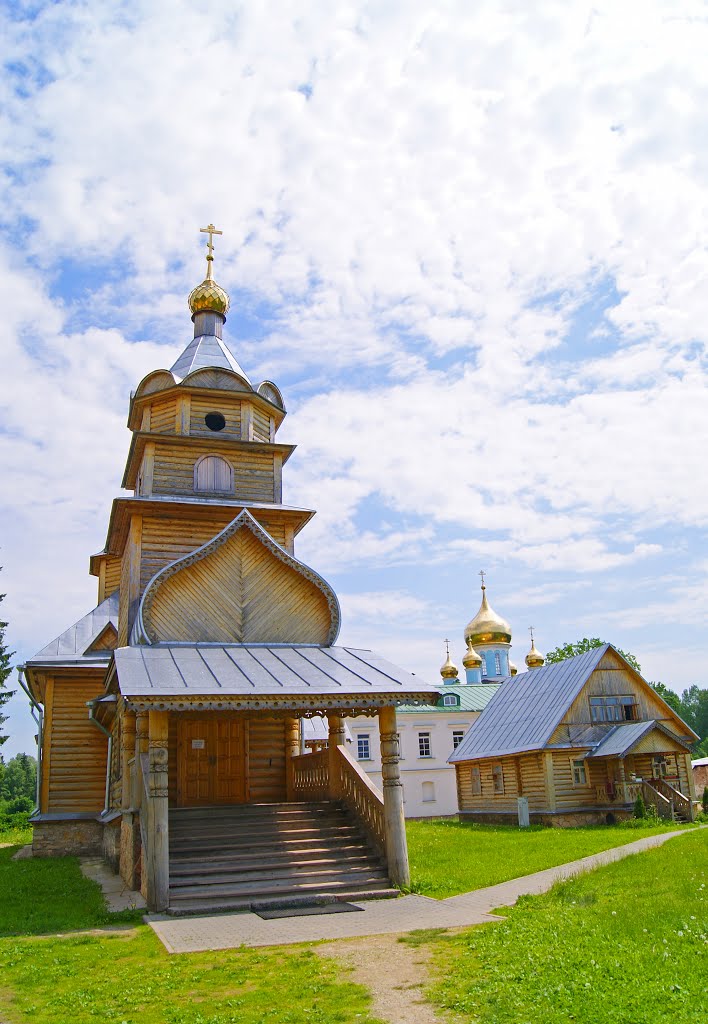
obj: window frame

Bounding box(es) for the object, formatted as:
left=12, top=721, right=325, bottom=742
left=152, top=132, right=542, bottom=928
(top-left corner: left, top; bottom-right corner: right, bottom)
left=571, top=758, right=589, bottom=787
left=194, top=453, right=234, bottom=494
left=356, top=734, right=371, bottom=761
left=492, top=763, right=504, bottom=795
left=417, top=732, right=432, bottom=758
left=442, top=693, right=459, bottom=707
left=471, top=766, right=482, bottom=795
left=452, top=729, right=465, bottom=750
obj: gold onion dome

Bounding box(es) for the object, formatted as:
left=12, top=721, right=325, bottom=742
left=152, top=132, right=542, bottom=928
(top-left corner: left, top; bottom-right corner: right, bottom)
left=189, top=222, right=231, bottom=316
left=464, top=585, right=512, bottom=646
left=510, top=661, right=518, bottom=676
left=462, top=639, right=483, bottom=669
left=525, top=641, right=545, bottom=669
left=188, top=276, right=230, bottom=316
left=440, top=652, right=459, bottom=680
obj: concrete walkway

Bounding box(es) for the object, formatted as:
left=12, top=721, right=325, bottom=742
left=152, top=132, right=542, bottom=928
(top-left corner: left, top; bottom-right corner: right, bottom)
left=148, top=828, right=689, bottom=953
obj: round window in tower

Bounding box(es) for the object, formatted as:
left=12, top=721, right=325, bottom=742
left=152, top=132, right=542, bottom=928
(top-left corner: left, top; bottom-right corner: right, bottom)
left=205, top=412, right=226, bottom=432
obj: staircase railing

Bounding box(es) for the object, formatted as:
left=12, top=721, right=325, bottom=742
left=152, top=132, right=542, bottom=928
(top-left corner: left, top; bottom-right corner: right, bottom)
left=640, top=780, right=673, bottom=819
left=646, top=777, right=694, bottom=821
left=291, top=749, right=329, bottom=800
left=291, top=745, right=387, bottom=858
left=335, top=745, right=386, bottom=857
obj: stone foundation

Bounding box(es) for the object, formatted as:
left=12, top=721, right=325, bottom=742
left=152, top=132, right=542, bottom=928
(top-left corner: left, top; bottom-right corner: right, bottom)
left=103, top=818, right=121, bottom=872
left=459, top=808, right=633, bottom=828
left=32, top=817, right=103, bottom=857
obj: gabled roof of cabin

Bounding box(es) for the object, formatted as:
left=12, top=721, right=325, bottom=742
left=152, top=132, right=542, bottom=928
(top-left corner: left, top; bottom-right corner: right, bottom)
left=449, top=644, right=609, bottom=762
left=27, top=591, right=120, bottom=662
left=449, top=644, right=698, bottom=763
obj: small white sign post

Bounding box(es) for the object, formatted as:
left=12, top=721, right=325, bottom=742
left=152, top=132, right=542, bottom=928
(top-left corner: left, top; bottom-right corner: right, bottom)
left=517, top=796, right=530, bottom=828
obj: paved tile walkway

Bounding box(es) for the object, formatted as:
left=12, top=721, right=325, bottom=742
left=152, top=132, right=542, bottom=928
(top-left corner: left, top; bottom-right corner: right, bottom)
left=148, top=828, right=690, bottom=953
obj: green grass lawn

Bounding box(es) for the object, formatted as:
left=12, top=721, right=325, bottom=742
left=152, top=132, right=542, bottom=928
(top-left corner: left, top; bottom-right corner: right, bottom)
left=0, top=846, right=382, bottom=1024
left=406, top=817, right=693, bottom=897
left=423, top=827, right=708, bottom=1024
left=0, top=821, right=32, bottom=847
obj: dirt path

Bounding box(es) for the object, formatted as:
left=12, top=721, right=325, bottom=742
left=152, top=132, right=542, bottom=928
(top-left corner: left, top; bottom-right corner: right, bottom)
left=318, top=932, right=456, bottom=1024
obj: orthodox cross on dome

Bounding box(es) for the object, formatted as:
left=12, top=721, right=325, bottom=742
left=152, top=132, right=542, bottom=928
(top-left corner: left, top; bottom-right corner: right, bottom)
left=200, top=222, right=223, bottom=280
left=444, top=638, right=451, bottom=657
left=529, top=625, right=536, bottom=644
left=478, top=569, right=486, bottom=590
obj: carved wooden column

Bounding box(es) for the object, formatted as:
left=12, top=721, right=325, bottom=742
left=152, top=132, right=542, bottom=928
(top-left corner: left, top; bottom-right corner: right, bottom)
left=133, top=712, right=149, bottom=809
left=119, top=708, right=137, bottom=888
left=284, top=717, right=300, bottom=801
left=327, top=713, right=346, bottom=799
left=147, top=710, right=170, bottom=912
left=379, top=705, right=410, bottom=888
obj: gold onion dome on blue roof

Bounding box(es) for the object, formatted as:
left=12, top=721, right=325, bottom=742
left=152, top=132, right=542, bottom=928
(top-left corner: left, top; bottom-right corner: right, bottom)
left=188, top=222, right=231, bottom=317
left=440, top=648, right=458, bottom=680
left=462, top=638, right=483, bottom=669
left=464, top=582, right=512, bottom=646
left=525, top=628, right=545, bottom=669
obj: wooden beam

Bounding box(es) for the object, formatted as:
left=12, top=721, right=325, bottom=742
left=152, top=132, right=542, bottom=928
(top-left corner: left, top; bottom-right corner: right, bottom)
left=284, top=717, right=300, bottom=800
left=141, top=443, right=155, bottom=497
left=39, top=676, right=54, bottom=814
left=542, top=751, right=556, bottom=812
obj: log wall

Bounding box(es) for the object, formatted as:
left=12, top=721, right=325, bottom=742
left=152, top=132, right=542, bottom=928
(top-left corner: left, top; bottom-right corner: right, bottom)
left=42, top=677, right=107, bottom=813
left=150, top=442, right=276, bottom=501
left=456, top=753, right=546, bottom=813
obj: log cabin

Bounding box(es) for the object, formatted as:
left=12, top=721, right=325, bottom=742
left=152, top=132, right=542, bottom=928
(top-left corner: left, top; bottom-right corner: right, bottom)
left=20, top=227, right=440, bottom=914
left=449, top=643, right=699, bottom=825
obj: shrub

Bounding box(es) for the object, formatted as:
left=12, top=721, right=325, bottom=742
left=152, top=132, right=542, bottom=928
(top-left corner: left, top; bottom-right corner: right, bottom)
left=633, top=793, right=646, bottom=819
left=702, top=786, right=708, bottom=815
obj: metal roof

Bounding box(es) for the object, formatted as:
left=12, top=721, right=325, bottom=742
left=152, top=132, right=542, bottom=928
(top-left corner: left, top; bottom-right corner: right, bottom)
left=113, top=644, right=440, bottom=706
left=399, top=683, right=501, bottom=714
left=170, top=334, right=252, bottom=383
left=28, top=591, right=119, bottom=661
left=448, top=644, right=610, bottom=762
left=585, top=720, right=691, bottom=758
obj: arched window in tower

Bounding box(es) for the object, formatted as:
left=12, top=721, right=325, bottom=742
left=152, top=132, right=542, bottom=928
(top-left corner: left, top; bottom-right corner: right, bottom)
left=194, top=454, right=233, bottom=493
left=494, top=652, right=501, bottom=675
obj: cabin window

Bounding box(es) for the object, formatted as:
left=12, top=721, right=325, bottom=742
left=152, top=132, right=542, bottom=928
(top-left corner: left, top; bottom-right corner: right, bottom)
left=652, top=755, right=668, bottom=779
left=418, top=732, right=432, bottom=757
left=494, top=652, right=501, bottom=675
left=471, top=766, right=482, bottom=795
left=422, top=781, right=435, bottom=803
left=572, top=759, right=588, bottom=786
left=356, top=734, right=371, bottom=761
left=589, top=695, right=639, bottom=723
left=492, top=764, right=504, bottom=794
left=205, top=412, right=226, bottom=431
left=443, top=693, right=458, bottom=707
left=452, top=730, right=465, bottom=749
left=194, top=454, right=233, bottom=493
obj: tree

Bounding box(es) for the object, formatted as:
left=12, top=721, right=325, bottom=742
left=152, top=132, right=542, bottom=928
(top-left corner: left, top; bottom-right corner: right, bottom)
left=0, top=573, right=14, bottom=748
left=545, top=637, right=642, bottom=675
left=650, top=681, right=684, bottom=717
left=0, top=753, right=36, bottom=804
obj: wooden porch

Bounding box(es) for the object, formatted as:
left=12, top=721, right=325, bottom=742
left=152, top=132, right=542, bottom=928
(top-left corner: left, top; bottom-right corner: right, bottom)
left=120, top=706, right=408, bottom=913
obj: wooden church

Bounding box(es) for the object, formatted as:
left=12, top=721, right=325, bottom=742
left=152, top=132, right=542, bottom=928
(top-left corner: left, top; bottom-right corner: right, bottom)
left=21, top=226, right=439, bottom=914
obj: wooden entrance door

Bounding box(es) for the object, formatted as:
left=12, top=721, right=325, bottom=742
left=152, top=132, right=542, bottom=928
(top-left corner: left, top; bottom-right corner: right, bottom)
left=177, top=718, right=247, bottom=806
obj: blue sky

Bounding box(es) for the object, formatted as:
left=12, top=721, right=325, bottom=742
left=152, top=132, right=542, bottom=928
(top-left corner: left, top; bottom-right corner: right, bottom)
left=1, top=0, right=708, bottom=758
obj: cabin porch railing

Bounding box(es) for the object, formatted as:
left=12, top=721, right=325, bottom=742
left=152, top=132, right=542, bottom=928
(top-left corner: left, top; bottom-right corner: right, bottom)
left=644, top=777, right=694, bottom=821
left=291, top=746, right=387, bottom=857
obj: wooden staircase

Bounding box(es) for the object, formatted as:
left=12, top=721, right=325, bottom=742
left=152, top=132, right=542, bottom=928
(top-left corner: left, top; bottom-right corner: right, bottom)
left=166, top=801, right=398, bottom=916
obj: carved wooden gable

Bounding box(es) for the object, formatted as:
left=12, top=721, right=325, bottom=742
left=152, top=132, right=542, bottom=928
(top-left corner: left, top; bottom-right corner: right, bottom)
left=134, top=510, right=340, bottom=646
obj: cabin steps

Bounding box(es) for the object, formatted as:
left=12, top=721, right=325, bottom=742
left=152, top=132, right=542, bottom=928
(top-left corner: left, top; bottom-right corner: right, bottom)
left=165, top=801, right=396, bottom=916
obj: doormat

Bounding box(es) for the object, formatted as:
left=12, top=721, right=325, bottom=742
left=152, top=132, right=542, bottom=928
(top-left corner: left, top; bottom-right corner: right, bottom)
left=254, top=903, right=365, bottom=920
